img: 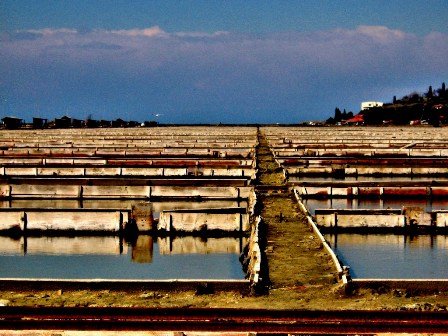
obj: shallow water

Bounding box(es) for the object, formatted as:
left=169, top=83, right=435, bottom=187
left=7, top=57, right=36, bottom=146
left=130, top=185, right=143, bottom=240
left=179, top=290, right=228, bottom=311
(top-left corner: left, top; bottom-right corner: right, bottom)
left=326, top=233, right=448, bottom=279
left=0, top=235, right=246, bottom=280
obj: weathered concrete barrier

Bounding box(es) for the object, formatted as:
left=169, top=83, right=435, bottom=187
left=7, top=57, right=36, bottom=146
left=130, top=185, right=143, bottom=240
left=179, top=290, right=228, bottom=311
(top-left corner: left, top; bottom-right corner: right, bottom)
left=295, top=185, right=448, bottom=199
left=150, top=186, right=252, bottom=199
left=0, top=208, right=130, bottom=232
left=0, top=166, right=256, bottom=178
left=287, top=166, right=448, bottom=176
left=131, top=202, right=154, bottom=232
left=314, top=209, right=405, bottom=229
left=158, top=208, right=249, bottom=232
left=314, top=207, right=447, bottom=229
left=237, top=216, right=264, bottom=289
left=1, top=184, right=254, bottom=200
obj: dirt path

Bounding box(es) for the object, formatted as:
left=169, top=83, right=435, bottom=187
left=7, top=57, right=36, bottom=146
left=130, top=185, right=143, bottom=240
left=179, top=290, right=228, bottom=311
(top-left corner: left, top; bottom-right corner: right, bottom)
left=255, top=129, right=337, bottom=290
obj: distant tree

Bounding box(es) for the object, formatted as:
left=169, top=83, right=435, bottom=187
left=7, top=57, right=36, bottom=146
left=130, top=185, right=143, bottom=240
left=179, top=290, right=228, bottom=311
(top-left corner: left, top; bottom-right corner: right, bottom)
left=347, top=111, right=354, bottom=119
left=426, top=85, right=433, bottom=99
left=334, top=107, right=342, bottom=122
left=393, top=95, right=397, bottom=104
left=410, top=92, right=421, bottom=102
left=326, top=117, right=335, bottom=125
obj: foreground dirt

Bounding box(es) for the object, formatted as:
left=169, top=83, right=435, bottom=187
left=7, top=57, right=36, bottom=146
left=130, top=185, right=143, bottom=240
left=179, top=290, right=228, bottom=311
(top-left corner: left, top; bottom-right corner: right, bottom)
left=1, top=129, right=448, bottom=311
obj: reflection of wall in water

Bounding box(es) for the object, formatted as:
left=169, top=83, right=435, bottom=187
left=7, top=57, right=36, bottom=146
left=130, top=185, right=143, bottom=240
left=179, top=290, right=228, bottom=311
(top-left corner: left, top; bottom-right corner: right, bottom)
left=131, top=235, right=153, bottom=263
left=158, top=236, right=246, bottom=255
left=0, top=236, right=123, bottom=256
left=327, top=233, right=448, bottom=250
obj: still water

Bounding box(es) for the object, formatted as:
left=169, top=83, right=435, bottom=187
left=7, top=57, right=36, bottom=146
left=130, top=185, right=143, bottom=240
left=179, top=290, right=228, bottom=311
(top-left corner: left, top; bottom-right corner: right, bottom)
left=0, top=235, right=246, bottom=280
left=326, top=233, right=448, bottom=279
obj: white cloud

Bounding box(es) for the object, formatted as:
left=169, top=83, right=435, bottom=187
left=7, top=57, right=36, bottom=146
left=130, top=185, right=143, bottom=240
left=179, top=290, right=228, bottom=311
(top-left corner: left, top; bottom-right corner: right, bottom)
left=355, top=25, right=412, bottom=42
left=174, top=30, right=230, bottom=38
left=18, top=28, right=78, bottom=35
left=110, top=26, right=167, bottom=37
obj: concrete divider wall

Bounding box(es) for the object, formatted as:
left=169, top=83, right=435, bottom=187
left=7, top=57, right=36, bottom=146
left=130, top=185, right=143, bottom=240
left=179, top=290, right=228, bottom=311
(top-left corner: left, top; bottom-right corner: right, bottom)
left=288, top=166, right=448, bottom=176
left=0, top=166, right=256, bottom=178
left=436, top=212, right=448, bottom=228
left=313, top=208, right=448, bottom=228
left=315, top=211, right=405, bottom=228
left=0, top=209, right=129, bottom=232
left=295, top=186, right=448, bottom=199
left=25, top=210, right=124, bottom=232
left=0, top=184, right=10, bottom=198
left=244, top=216, right=262, bottom=285
left=157, top=210, right=249, bottom=232
left=150, top=186, right=252, bottom=199
left=10, top=185, right=81, bottom=198
left=121, top=167, right=164, bottom=176
left=83, top=185, right=151, bottom=198
left=2, top=184, right=254, bottom=200
left=1, top=211, right=26, bottom=231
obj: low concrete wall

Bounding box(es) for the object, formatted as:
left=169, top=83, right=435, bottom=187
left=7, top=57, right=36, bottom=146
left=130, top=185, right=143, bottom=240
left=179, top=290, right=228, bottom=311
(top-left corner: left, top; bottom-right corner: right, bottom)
left=295, top=185, right=448, bottom=199
left=1, top=166, right=256, bottom=178
left=288, top=166, right=448, bottom=176
left=150, top=186, right=252, bottom=199
left=244, top=216, right=262, bottom=285
left=315, top=210, right=405, bottom=229
left=83, top=185, right=150, bottom=198
left=2, top=184, right=254, bottom=200
left=158, top=208, right=249, bottom=232
left=0, top=209, right=129, bottom=232
left=314, top=208, right=448, bottom=229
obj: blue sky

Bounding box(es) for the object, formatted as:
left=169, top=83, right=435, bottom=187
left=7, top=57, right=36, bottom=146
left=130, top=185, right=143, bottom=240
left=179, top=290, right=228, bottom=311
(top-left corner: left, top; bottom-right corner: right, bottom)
left=1, top=1, right=447, bottom=123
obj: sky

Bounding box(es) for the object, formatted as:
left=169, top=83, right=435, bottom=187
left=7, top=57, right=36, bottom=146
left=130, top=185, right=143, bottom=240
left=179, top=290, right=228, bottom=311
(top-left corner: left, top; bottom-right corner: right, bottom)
left=1, top=1, right=447, bottom=124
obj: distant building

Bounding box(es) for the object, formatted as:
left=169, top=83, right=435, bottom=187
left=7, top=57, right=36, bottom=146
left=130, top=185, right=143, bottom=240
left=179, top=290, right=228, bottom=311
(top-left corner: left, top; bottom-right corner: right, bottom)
left=32, top=117, right=48, bottom=129
left=343, top=114, right=364, bottom=125
left=54, top=116, right=72, bottom=128
left=1, top=116, right=23, bottom=129
left=361, top=102, right=383, bottom=110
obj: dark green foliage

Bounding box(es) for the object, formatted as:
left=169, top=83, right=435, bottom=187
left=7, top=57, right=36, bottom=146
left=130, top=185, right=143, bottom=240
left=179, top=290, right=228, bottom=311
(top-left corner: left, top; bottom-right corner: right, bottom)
left=326, top=82, right=447, bottom=125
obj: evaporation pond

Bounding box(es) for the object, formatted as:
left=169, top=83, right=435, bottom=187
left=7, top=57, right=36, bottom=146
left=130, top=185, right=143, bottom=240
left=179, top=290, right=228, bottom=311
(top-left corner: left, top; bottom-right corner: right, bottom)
left=0, top=235, right=246, bottom=280
left=326, top=233, right=448, bottom=279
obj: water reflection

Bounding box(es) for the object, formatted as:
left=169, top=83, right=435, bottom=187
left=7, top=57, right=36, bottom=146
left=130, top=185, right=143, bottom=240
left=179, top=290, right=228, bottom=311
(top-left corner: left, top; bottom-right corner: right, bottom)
left=326, top=233, right=448, bottom=279
left=0, top=235, right=247, bottom=280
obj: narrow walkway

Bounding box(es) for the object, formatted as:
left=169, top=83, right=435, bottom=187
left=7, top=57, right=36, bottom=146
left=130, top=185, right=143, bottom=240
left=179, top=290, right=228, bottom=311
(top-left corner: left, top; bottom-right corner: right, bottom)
left=255, top=128, right=337, bottom=290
